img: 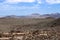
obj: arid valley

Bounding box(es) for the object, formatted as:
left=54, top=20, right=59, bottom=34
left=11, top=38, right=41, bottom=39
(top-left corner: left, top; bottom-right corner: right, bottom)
left=0, top=15, right=60, bottom=40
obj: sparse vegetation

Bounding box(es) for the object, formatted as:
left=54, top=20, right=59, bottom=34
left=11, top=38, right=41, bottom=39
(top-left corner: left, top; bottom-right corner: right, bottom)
left=0, top=18, right=60, bottom=40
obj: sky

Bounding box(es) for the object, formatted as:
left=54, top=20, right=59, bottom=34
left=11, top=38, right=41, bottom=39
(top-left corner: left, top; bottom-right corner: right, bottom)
left=0, top=0, right=60, bottom=16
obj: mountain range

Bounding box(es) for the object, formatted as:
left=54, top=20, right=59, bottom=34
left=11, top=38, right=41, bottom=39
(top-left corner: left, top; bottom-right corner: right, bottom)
left=1, top=13, right=60, bottom=19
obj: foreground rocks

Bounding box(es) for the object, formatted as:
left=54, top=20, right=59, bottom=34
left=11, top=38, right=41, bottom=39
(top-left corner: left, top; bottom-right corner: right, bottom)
left=0, top=29, right=60, bottom=40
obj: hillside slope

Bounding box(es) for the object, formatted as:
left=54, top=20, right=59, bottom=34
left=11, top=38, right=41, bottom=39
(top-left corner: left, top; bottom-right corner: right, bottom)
left=0, top=18, right=54, bottom=32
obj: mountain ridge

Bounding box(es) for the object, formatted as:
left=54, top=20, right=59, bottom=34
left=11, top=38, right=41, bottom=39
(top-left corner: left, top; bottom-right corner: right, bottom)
left=0, top=13, right=60, bottom=19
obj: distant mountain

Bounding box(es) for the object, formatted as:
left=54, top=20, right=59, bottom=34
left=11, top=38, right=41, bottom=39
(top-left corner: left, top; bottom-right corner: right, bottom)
left=27, top=13, right=41, bottom=18
left=43, top=13, right=60, bottom=18
left=0, top=13, right=60, bottom=19
left=31, top=13, right=40, bottom=16
left=29, top=13, right=60, bottom=18
left=3, top=13, right=41, bottom=18
left=28, top=13, right=50, bottom=18
left=2, top=15, right=20, bottom=18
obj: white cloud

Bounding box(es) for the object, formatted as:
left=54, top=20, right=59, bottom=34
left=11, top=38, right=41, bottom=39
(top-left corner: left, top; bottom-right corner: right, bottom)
left=4, top=0, right=42, bottom=4
left=5, top=0, right=35, bottom=4
left=0, top=3, right=40, bottom=11
left=0, top=0, right=42, bottom=10
left=37, top=0, right=42, bottom=4
left=46, top=0, right=60, bottom=4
